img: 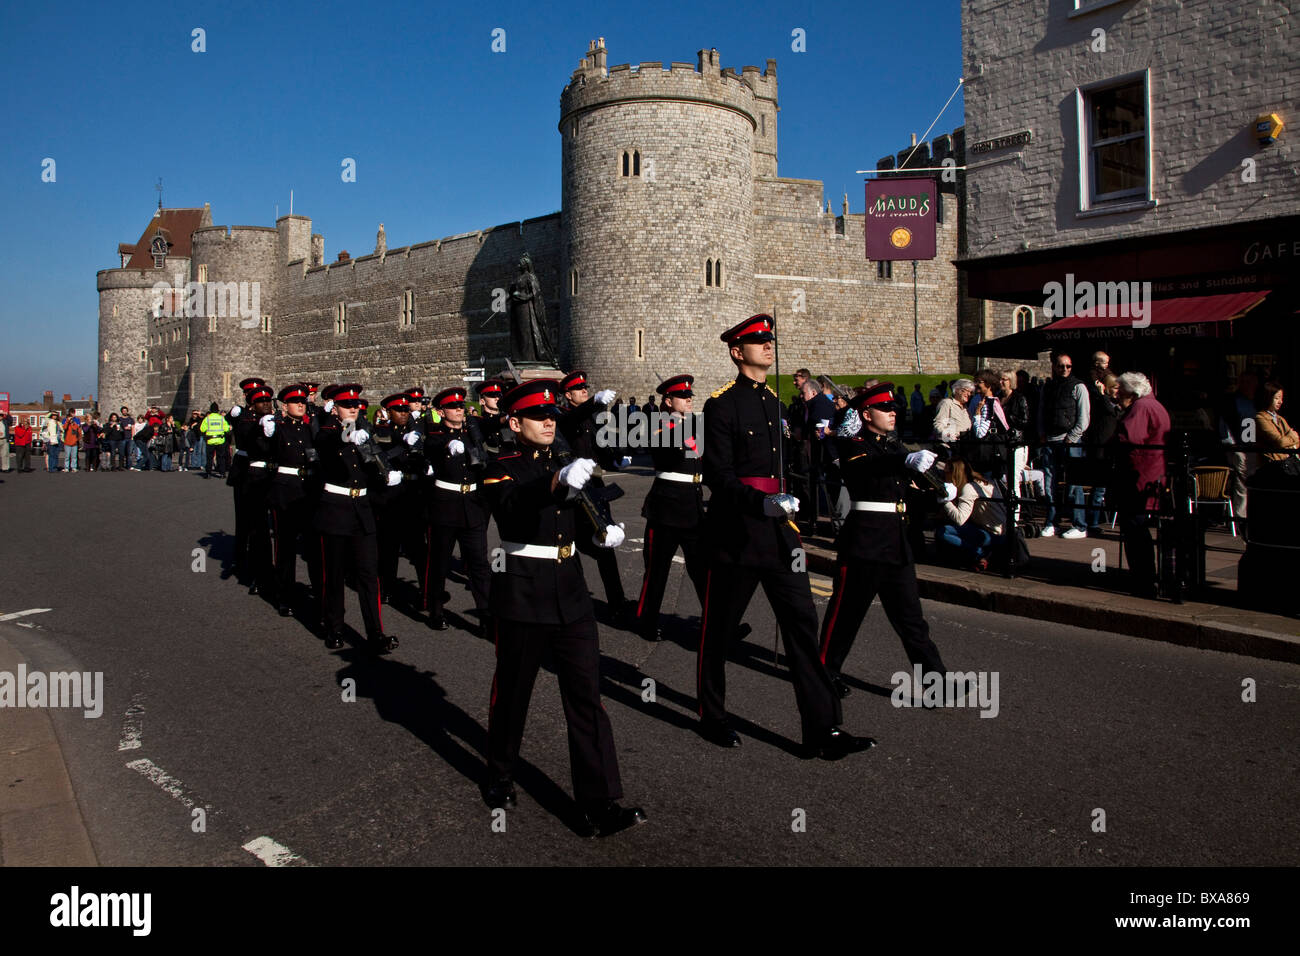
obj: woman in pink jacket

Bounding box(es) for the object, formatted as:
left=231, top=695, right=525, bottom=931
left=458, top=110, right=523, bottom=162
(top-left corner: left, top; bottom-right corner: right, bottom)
left=1113, top=372, right=1170, bottom=598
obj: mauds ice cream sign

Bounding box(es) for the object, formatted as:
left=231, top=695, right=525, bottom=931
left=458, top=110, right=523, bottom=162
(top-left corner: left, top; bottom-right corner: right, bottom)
left=865, top=177, right=937, bottom=261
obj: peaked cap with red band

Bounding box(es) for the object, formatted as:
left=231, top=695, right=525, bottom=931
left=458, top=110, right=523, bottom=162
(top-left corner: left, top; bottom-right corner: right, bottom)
left=657, top=374, right=694, bottom=398
left=326, top=383, right=364, bottom=403
left=300, top=381, right=320, bottom=394
left=246, top=386, right=274, bottom=404
left=432, top=387, right=467, bottom=408
left=720, top=314, right=775, bottom=345
left=476, top=378, right=505, bottom=398
left=240, top=376, right=267, bottom=392
left=559, top=371, right=588, bottom=392
left=503, top=379, right=562, bottom=417
left=405, top=387, right=427, bottom=403
left=849, top=382, right=899, bottom=412
left=381, top=393, right=412, bottom=411
left=278, top=384, right=309, bottom=403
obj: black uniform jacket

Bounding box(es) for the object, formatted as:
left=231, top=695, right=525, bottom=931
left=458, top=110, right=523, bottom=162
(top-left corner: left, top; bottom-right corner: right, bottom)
left=701, top=374, right=800, bottom=569
left=483, top=445, right=592, bottom=625
left=269, top=416, right=318, bottom=509
left=833, top=431, right=912, bottom=565
left=642, top=414, right=704, bottom=529
left=227, top=411, right=273, bottom=487
left=369, top=421, right=425, bottom=511
left=559, top=397, right=616, bottom=468
left=313, top=421, right=380, bottom=536
left=425, top=422, right=489, bottom=528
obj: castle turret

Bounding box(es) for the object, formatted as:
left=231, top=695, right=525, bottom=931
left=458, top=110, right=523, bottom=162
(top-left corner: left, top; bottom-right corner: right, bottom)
left=560, top=40, right=768, bottom=397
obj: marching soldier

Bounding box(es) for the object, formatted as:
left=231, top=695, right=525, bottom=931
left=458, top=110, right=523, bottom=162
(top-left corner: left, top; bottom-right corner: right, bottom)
left=472, top=378, right=512, bottom=457
left=371, top=393, right=430, bottom=609
left=480, top=379, right=645, bottom=837
left=558, top=370, right=631, bottom=619
left=632, top=374, right=708, bottom=642
left=313, top=384, right=399, bottom=653
left=229, top=380, right=275, bottom=596
left=696, top=314, right=875, bottom=758
left=265, top=383, right=323, bottom=617
left=818, top=383, right=955, bottom=698
left=423, top=387, right=492, bottom=632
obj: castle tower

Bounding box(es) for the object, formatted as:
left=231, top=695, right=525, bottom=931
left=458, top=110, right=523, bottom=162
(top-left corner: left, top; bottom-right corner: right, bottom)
left=560, top=40, right=773, bottom=397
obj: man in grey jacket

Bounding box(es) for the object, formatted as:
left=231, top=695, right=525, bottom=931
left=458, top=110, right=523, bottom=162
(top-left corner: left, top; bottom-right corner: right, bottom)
left=1036, top=351, right=1090, bottom=538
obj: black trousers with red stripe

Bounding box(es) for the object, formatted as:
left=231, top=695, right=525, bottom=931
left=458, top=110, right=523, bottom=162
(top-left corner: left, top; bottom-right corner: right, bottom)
left=486, top=614, right=622, bottom=803
left=425, top=522, right=490, bottom=617
left=818, top=558, right=945, bottom=679
left=634, top=522, right=708, bottom=632
left=273, top=499, right=322, bottom=601
left=376, top=503, right=428, bottom=601
left=696, top=564, right=841, bottom=743
left=321, top=531, right=384, bottom=640
left=235, top=480, right=273, bottom=586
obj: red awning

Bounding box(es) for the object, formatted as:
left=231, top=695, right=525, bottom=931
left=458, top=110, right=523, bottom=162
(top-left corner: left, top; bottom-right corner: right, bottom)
left=1049, top=291, right=1269, bottom=330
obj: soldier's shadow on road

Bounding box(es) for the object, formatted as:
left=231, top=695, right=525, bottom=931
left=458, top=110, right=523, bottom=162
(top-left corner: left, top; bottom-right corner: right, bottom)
left=595, top=654, right=808, bottom=758
left=333, top=648, right=582, bottom=832
left=197, top=531, right=236, bottom=579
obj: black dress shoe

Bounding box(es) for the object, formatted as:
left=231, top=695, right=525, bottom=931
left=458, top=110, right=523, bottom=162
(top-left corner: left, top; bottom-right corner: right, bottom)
left=247, top=582, right=260, bottom=596
left=369, top=633, right=399, bottom=653
left=577, top=800, right=648, bottom=838
left=324, top=633, right=344, bottom=650
left=831, top=676, right=852, bottom=699
left=278, top=604, right=292, bottom=617
left=427, top=614, right=449, bottom=631
left=806, top=726, right=876, bottom=760
left=698, top=720, right=741, bottom=748
left=482, top=780, right=517, bottom=810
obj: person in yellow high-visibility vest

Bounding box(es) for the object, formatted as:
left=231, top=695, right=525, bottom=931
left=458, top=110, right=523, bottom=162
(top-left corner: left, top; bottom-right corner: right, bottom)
left=199, top=402, right=232, bottom=478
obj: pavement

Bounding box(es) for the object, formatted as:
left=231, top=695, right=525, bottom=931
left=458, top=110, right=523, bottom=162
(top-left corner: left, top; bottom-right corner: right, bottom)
left=1, top=462, right=1297, bottom=866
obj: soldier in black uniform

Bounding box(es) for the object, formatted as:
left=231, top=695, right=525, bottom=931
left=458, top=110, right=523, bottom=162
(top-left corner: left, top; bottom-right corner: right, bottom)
left=313, top=384, right=399, bottom=653
left=696, top=314, right=875, bottom=758
left=632, top=374, right=708, bottom=642
left=472, top=378, right=512, bottom=457
left=818, top=383, right=953, bottom=697
left=480, top=379, right=645, bottom=837
left=405, top=387, right=429, bottom=430
left=558, top=370, right=632, bottom=619
left=265, top=383, right=323, bottom=617
left=371, top=392, right=429, bottom=609
left=423, top=387, right=492, bottom=632
left=228, top=380, right=275, bottom=596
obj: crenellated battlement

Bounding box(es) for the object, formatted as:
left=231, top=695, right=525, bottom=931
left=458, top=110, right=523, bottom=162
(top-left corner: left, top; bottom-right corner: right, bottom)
left=560, top=38, right=772, bottom=132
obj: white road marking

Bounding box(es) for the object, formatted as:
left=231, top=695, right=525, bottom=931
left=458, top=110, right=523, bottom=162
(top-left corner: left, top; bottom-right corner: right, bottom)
left=242, top=836, right=312, bottom=867
left=125, top=758, right=210, bottom=812
left=118, top=693, right=146, bottom=751
left=0, top=608, right=52, bottom=622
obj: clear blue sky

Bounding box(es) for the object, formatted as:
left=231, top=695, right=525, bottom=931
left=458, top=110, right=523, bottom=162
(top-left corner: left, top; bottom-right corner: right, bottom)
left=0, top=0, right=964, bottom=404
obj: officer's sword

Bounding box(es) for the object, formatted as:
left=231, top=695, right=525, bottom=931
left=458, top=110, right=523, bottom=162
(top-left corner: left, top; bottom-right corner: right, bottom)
left=772, top=304, right=783, bottom=667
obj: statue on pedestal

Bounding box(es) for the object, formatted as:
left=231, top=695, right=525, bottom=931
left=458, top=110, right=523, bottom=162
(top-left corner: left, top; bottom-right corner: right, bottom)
left=507, top=254, right=558, bottom=368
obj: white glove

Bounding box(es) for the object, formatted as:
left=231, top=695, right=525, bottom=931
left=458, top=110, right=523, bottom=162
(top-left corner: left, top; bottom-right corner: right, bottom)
left=403, top=430, right=420, bottom=446
left=386, top=470, right=402, bottom=487
left=905, top=450, right=938, bottom=473
left=597, top=523, right=625, bottom=549
left=412, top=409, right=422, bottom=419
left=426, top=464, right=434, bottom=476
left=943, top=482, right=958, bottom=502
left=619, top=455, right=632, bottom=468
left=323, top=400, right=334, bottom=414
left=763, top=493, right=800, bottom=517
left=260, top=415, right=276, bottom=437
left=594, top=389, right=616, bottom=405
left=557, top=457, right=595, bottom=491
left=447, top=438, right=465, bottom=456
left=349, top=429, right=370, bottom=445
left=229, top=405, right=241, bottom=418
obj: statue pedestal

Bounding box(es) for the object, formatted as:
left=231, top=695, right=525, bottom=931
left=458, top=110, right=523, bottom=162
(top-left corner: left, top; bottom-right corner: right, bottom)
left=503, top=360, right=563, bottom=383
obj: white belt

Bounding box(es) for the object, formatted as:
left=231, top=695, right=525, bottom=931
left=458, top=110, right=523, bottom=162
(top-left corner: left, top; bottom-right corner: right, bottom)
left=500, top=540, right=575, bottom=561
left=324, top=483, right=367, bottom=498
left=655, top=471, right=702, bottom=484
left=852, top=500, right=906, bottom=513
left=277, top=465, right=309, bottom=477
left=247, top=460, right=268, bottom=469
left=435, top=479, right=478, bottom=493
